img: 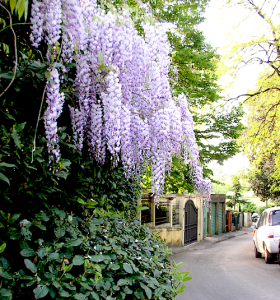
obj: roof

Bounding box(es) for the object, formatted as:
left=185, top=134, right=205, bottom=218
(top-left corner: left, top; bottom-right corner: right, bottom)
left=264, top=207, right=280, bottom=212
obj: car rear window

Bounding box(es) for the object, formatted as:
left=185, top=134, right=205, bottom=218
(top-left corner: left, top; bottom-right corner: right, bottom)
left=271, top=210, right=280, bottom=226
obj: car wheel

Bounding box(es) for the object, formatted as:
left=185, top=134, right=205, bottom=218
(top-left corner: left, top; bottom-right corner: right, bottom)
left=264, top=245, right=273, bottom=264
left=254, top=243, right=261, bottom=258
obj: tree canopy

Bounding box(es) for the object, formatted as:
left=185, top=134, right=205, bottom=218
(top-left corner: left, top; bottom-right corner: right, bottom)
left=222, top=0, right=280, bottom=101
left=161, top=0, right=244, bottom=174
left=240, top=69, right=280, bottom=199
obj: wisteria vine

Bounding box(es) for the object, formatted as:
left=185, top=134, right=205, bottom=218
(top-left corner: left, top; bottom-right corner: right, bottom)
left=29, top=0, right=211, bottom=201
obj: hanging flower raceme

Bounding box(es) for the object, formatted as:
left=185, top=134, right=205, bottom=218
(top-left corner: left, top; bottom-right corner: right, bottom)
left=44, top=69, right=65, bottom=162
left=30, top=1, right=211, bottom=202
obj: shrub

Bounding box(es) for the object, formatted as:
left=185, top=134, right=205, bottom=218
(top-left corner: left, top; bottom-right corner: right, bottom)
left=0, top=203, right=190, bottom=300
left=257, top=204, right=274, bottom=215
left=240, top=202, right=257, bottom=213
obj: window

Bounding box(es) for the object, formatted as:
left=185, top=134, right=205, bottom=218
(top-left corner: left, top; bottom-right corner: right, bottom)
left=272, top=210, right=280, bottom=226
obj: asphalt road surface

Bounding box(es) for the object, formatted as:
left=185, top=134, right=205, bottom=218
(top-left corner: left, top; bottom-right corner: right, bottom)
left=172, top=233, right=280, bottom=300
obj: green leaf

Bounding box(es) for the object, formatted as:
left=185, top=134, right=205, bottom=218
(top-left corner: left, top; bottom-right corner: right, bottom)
left=38, top=248, right=46, bottom=258
left=0, top=162, right=16, bottom=168
left=15, top=122, right=26, bottom=132
left=48, top=253, right=59, bottom=261
left=80, top=282, right=91, bottom=290
left=20, top=248, right=35, bottom=257
left=73, top=293, right=87, bottom=300
left=0, top=288, right=12, bottom=297
left=0, top=268, right=12, bottom=280
left=77, top=198, right=86, bottom=205
left=53, top=281, right=62, bottom=290
left=117, top=279, right=129, bottom=286
left=110, top=264, right=120, bottom=271
left=90, top=254, right=110, bottom=262
left=0, top=72, right=13, bottom=80
left=36, top=212, right=49, bottom=222
left=3, top=112, right=16, bottom=121
left=154, top=287, right=164, bottom=297
left=0, top=172, right=10, bottom=185
left=12, top=128, right=21, bottom=149
left=24, top=259, right=37, bottom=273
left=140, top=283, right=152, bottom=299
left=35, top=224, right=47, bottom=230
left=54, top=209, right=65, bottom=220
left=90, top=291, right=99, bottom=300
left=64, top=238, right=83, bottom=248
left=66, top=264, right=73, bottom=272
left=24, top=0, right=28, bottom=20
left=73, top=255, right=84, bottom=266
left=17, top=0, right=25, bottom=19
left=10, top=231, right=21, bottom=240
left=9, top=213, right=21, bottom=223
left=116, top=249, right=127, bottom=256
left=34, top=285, right=49, bottom=299
left=53, top=62, right=64, bottom=68
left=0, top=243, right=6, bottom=254
left=20, top=275, right=34, bottom=280
left=56, top=171, right=69, bottom=180
left=124, top=286, right=133, bottom=294
left=54, top=227, right=65, bottom=238
left=59, top=290, right=71, bottom=297
left=9, top=0, right=17, bottom=12
left=26, top=279, right=36, bottom=287
left=123, top=263, right=133, bottom=274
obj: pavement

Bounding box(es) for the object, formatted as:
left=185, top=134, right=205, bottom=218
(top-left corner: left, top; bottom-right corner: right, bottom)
left=170, top=227, right=253, bottom=255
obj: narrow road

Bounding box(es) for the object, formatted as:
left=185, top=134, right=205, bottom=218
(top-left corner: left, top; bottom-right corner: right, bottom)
left=172, top=233, right=280, bottom=300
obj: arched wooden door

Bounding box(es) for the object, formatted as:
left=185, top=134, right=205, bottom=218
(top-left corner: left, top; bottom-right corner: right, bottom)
left=184, top=200, right=198, bottom=245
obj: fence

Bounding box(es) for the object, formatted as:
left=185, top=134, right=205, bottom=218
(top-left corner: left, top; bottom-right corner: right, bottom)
left=172, top=200, right=180, bottom=225
left=141, top=191, right=153, bottom=224
left=155, top=200, right=170, bottom=225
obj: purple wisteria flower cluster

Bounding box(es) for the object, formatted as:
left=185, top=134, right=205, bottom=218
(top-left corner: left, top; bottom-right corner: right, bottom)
left=44, top=68, right=65, bottom=163
left=30, top=0, right=211, bottom=202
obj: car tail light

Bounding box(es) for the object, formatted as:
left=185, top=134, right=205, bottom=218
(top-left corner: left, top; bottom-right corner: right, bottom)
left=253, top=230, right=256, bottom=237
left=268, top=235, right=274, bottom=238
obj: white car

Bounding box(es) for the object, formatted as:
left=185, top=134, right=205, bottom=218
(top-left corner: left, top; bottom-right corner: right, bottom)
left=253, top=207, right=280, bottom=263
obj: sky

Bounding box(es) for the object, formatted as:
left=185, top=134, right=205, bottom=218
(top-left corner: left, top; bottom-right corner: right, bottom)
left=199, top=0, right=254, bottom=176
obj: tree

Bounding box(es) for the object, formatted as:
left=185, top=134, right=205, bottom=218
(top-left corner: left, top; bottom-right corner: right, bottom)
left=160, top=0, right=245, bottom=173
left=223, top=0, right=280, bottom=101
left=248, top=154, right=280, bottom=207
left=222, top=0, right=280, bottom=201
left=240, top=201, right=257, bottom=213
left=241, top=69, right=280, bottom=182
left=226, top=173, right=247, bottom=211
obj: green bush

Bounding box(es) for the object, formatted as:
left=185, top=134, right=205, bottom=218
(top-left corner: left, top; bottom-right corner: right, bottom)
left=0, top=204, right=190, bottom=300
left=240, top=202, right=257, bottom=213
left=257, top=204, right=274, bottom=215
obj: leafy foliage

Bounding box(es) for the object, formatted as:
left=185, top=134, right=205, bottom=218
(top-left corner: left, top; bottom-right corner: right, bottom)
left=159, top=0, right=244, bottom=171
left=222, top=0, right=280, bottom=101
left=0, top=206, right=190, bottom=300
left=226, top=174, right=246, bottom=211
left=0, top=110, right=140, bottom=215
left=240, top=202, right=256, bottom=214
left=241, top=70, right=280, bottom=197
left=0, top=2, right=193, bottom=299
left=247, top=154, right=280, bottom=205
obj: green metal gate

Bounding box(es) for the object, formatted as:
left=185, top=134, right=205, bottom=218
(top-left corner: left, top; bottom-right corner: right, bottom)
left=204, top=206, right=207, bottom=237
left=218, top=203, right=223, bottom=234
left=211, top=203, right=216, bottom=236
